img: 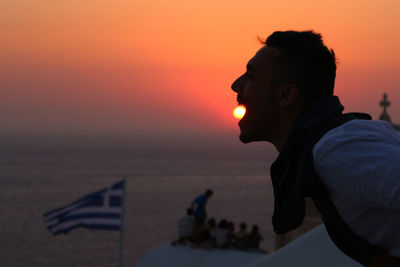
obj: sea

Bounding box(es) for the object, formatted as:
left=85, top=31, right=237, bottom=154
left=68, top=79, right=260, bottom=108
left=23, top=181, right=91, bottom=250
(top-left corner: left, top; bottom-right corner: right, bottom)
left=1, top=135, right=278, bottom=266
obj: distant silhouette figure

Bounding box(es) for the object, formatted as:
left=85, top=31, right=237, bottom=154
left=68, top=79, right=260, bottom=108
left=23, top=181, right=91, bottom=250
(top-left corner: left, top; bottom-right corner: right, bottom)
left=204, top=217, right=217, bottom=248
left=191, top=220, right=207, bottom=246
left=191, top=217, right=217, bottom=248
left=190, top=189, right=213, bottom=224
left=171, top=208, right=194, bottom=246
left=214, top=219, right=229, bottom=248
left=231, top=30, right=400, bottom=265
left=247, top=225, right=264, bottom=253
left=236, top=222, right=249, bottom=250
left=226, top=221, right=237, bottom=248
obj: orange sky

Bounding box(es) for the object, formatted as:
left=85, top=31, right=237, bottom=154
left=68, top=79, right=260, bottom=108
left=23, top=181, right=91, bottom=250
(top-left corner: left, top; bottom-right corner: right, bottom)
left=1, top=0, right=400, bottom=137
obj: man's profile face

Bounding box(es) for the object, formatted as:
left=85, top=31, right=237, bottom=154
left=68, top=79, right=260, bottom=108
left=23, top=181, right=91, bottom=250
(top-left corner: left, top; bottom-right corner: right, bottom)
left=231, top=46, right=281, bottom=143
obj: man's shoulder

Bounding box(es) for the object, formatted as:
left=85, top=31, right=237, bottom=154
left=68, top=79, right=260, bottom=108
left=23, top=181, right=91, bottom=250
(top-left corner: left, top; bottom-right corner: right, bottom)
left=312, top=119, right=400, bottom=168
left=329, top=118, right=394, bottom=134
left=316, top=119, right=398, bottom=149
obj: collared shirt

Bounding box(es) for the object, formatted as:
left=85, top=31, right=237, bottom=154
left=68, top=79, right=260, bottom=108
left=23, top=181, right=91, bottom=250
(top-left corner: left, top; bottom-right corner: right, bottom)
left=313, top=119, right=400, bottom=257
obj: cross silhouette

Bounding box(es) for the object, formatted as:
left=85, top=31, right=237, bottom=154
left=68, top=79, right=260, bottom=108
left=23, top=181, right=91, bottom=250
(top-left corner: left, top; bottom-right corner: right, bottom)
left=380, top=93, right=390, bottom=114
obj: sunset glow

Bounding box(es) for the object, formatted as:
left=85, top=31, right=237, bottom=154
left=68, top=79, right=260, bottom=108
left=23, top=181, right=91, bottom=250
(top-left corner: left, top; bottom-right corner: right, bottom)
left=233, top=106, right=246, bottom=119
left=1, top=0, right=400, bottom=137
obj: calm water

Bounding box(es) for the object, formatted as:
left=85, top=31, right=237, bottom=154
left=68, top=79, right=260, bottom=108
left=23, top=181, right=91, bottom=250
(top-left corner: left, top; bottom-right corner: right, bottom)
left=1, top=148, right=277, bottom=266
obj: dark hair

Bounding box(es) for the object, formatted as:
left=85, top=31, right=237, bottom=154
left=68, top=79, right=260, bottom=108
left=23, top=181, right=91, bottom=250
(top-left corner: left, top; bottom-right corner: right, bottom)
left=205, top=189, right=213, bottom=197
left=251, top=225, right=259, bottom=233
left=186, top=208, right=193, bottom=215
left=207, top=218, right=216, bottom=227
left=263, top=30, right=336, bottom=106
left=218, top=219, right=228, bottom=229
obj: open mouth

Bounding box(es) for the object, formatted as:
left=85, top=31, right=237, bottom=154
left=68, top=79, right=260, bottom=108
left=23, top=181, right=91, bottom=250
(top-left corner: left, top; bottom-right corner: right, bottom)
left=233, top=95, right=246, bottom=122
left=233, top=105, right=246, bottom=119
left=236, top=95, right=248, bottom=123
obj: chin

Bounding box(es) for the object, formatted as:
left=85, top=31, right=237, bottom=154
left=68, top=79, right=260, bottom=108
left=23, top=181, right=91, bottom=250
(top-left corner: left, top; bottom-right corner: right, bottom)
left=238, top=119, right=252, bottom=143
left=239, top=131, right=255, bottom=143
left=239, top=137, right=252, bottom=144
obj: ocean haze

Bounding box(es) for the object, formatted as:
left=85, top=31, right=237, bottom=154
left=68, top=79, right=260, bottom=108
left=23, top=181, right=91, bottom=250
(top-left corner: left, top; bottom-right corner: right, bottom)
left=0, top=132, right=277, bottom=161
left=1, top=133, right=277, bottom=266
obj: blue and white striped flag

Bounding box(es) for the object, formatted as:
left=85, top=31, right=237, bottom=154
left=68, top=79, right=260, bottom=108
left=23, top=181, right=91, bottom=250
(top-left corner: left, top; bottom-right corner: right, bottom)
left=43, top=180, right=125, bottom=235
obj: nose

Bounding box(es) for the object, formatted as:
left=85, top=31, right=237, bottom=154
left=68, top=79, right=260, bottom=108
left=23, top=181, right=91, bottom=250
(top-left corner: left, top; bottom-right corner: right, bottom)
left=231, top=75, right=243, bottom=93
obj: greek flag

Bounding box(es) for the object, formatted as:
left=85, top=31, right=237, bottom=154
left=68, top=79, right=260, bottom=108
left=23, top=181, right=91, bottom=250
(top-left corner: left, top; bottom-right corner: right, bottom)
left=43, top=180, right=125, bottom=235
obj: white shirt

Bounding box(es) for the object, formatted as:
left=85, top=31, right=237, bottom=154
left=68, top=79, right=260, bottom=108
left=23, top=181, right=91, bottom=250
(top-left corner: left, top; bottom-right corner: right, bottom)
left=177, top=215, right=194, bottom=237
left=313, top=119, right=400, bottom=257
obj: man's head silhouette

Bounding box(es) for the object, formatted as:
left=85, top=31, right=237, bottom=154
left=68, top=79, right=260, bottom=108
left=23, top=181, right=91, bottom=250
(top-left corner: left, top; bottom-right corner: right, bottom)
left=231, top=31, right=336, bottom=150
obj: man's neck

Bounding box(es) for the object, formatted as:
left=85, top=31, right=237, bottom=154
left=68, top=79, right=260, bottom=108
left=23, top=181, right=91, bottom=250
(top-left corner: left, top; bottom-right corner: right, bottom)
left=273, top=108, right=304, bottom=152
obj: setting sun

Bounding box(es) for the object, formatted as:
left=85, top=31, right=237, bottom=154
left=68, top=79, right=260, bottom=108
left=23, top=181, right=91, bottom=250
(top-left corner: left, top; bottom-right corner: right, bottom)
left=233, top=106, right=246, bottom=119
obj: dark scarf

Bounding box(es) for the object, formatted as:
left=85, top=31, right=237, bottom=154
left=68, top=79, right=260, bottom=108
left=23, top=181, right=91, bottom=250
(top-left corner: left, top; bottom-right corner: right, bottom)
left=270, top=95, right=379, bottom=266
left=270, top=95, right=346, bottom=234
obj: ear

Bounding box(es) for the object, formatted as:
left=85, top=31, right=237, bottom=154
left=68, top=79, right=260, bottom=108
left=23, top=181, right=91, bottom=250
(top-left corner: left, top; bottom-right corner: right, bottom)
left=277, top=84, right=300, bottom=108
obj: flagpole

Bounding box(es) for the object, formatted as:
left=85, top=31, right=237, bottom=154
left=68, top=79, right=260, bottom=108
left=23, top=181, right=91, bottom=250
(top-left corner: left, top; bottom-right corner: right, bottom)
left=119, top=176, right=127, bottom=267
